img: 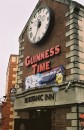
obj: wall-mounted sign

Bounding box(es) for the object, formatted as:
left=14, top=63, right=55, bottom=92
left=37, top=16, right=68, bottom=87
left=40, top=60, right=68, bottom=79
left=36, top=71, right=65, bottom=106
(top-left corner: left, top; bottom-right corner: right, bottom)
left=25, top=93, right=54, bottom=103
left=25, top=45, right=61, bottom=74
left=25, top=65, right=64, bottom=89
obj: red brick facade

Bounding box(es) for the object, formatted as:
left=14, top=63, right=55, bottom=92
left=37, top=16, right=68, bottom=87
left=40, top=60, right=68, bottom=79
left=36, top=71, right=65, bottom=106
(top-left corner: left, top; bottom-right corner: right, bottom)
left=2, top=55, right=18, bottom=130
left=51, top=107, right=71, bottom=130
left=20, top=0, right=69, bottom=80
left=14, top=0, right=84, bottom=130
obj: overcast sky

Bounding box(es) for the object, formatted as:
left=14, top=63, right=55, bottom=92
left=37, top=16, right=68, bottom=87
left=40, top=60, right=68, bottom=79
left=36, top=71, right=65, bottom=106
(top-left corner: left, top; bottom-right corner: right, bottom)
left=0, top=0, right=84, bottom=98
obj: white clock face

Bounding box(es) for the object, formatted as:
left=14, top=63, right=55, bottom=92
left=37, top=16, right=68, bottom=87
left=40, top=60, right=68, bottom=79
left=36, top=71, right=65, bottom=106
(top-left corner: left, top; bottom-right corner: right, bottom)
left=27, top=7, right=51, bottom=44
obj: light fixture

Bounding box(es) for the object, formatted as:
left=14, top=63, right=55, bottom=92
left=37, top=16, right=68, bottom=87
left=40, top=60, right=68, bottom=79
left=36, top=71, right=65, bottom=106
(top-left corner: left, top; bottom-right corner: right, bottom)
left=52, top=86, right=59, bottom=106
left=3, top=96, right=7, bottom=102
left=36, top=109, right=41, bottom=112
left=52, top=87, right=59, bottom=93
left=10, top=87, right=17, bottom=102
left=73, top=61, right=78, bottom=67
left=65, top=81, right=72, bottom=92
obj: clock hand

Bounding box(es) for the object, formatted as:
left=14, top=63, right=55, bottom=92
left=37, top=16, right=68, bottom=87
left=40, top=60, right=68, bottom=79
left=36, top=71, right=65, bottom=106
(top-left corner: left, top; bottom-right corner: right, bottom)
left=34, top=20, right=41, bottom=38
left=34, top=25, right=38, bottom=40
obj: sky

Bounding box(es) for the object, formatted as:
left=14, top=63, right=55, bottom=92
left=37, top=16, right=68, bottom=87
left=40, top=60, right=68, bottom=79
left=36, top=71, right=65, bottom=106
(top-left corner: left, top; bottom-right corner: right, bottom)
left=0, top=0, right=84, bottom=98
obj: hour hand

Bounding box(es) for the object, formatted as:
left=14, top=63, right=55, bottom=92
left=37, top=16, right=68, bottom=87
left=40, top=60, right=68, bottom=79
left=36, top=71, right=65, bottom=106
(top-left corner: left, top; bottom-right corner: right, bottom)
left=37, top=20, right=41, bottom=28
left=34, top=20, right=41, bottom=37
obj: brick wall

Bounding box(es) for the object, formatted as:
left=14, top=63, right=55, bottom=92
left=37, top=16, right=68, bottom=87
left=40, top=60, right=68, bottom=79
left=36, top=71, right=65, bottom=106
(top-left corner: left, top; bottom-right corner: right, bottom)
left=2, top=55, right=18, bottom=130
left=51, top=107, right=71, bottom=130
left=18, top=0, right=69, bottom=86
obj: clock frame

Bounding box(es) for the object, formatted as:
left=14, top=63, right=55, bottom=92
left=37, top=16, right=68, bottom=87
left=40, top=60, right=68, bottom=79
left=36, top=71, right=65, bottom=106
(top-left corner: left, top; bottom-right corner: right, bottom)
left=27, top=6, right=54, bottom=44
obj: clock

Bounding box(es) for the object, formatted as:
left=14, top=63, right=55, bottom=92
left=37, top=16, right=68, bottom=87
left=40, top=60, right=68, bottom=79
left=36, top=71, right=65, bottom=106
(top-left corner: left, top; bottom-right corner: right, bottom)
left=10, top=87, right=16, bottom=94
left=27, top=6, right=53, bottom=44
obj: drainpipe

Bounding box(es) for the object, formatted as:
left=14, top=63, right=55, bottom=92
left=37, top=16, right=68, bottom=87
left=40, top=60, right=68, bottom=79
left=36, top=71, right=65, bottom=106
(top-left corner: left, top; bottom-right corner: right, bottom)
left=77, top=104, right=79, bottom=130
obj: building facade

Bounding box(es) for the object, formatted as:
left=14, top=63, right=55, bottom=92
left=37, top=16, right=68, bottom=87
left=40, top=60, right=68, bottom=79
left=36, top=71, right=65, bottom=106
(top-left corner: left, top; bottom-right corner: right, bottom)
left=14, top=0, right=84, bottom=130
left=2, top=55, right=18, bottom=130
left=0, top=101, right=2, bottom=130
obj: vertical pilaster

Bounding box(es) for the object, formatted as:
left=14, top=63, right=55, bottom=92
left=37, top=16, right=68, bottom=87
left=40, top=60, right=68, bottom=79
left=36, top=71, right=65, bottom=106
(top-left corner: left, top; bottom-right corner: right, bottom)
left=65, top=4, right=84, bottom=81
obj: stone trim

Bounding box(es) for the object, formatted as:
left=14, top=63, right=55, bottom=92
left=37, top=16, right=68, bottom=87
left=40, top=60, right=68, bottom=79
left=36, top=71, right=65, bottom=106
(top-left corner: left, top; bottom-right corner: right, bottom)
left=65, top=8, right=75, bottom=17
left=19, top=46, right=24, bottom=51
left=9, top=122, right=13, bottom=127
left=17, top=79, right=22, bottom=84
left=66, top=8, right=84, bottom=18
left=66, top=28, right=79, bottom=37
left=19, top=39, right=25, bottom=44
left=66, top=19, right=78, bottom=26
left=67, top=127, right=77, bottom=130
left=71, top=120, right=78, bottom=127
left=66, top=113, right=77, bottom=119
left=66, top=39, right=83, bottom=47
left=18, top=59, right=21, bottom=63
left=66, top=74, right=84, bottom=81
left=70, top=45, right=83, bottom=52
left=79, top=9, right=84, bottom=18
left=17, top=76, right=20, bottom=80
left=71, top=68, right=84, bottom=75
left=65, top=3, right=84, bottom=81
left=66, top=110, right=79, bottom=129
left=66, top=39, right=79, bottom=47
left=69, top=13, right=82, bottom=20
left=18, top=62, right=23, bottom=67
left=19, top=44, right=24, bottom=48
left=70, top=24, right=82, bottom=31
left=71, top=106, right=77, bottom=112
left=70, top=34, right=83, bottom=41
left=66, top=63, right=75, bottom=69
left=19, top=55, right=24, bottom=59
left=10, top=108, right=13, bottom=112
left=66, top=63, right=84, bottom=70
left=66, top=74, right=81, bottom=81
left=70, top=56, right=84, bottom=64
left=17, top=71, right=23, bottom=76
left=17, top=68, right=20, bottom=72
left=10, top=115, right=13, bottom=118
left=79, top=106, right=84, bottom=113
left=66, top=50, right=79, bottom=58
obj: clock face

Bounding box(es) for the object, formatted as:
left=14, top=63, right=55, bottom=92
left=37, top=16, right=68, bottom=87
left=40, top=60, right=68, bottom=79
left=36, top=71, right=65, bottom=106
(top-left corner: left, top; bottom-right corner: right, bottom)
left=27, top=6, right=51, bottom=44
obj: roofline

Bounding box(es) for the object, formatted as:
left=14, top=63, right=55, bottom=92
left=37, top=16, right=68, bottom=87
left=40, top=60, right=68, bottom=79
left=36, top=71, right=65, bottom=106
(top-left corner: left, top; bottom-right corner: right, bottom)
left=19, top=0, right=84, bottom=42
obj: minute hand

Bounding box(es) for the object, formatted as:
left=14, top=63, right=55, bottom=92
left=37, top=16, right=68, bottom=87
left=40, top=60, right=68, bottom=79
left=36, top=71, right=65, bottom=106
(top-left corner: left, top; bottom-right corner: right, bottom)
left=34, top=20, right=41, bottom=38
